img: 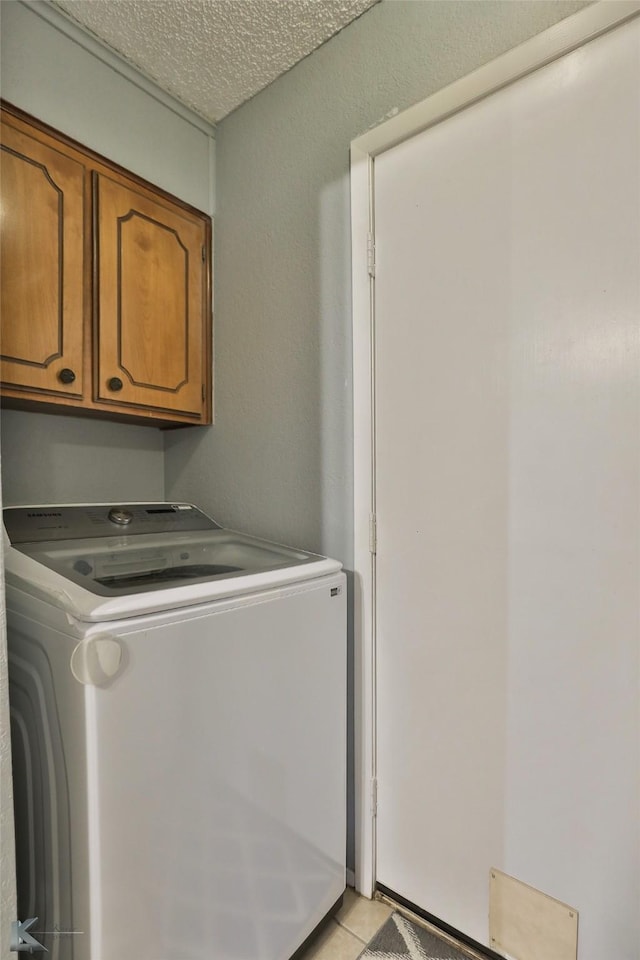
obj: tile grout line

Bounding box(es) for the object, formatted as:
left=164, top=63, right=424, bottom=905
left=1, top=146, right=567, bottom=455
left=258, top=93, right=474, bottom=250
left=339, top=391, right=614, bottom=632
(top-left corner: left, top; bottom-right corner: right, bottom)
left=334, top=917, right=368, bottom=944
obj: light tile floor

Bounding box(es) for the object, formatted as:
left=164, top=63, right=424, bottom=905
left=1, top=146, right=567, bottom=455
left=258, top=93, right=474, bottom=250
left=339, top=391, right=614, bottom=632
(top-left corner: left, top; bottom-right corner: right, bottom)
left=298, top=889, right=393, bottom=959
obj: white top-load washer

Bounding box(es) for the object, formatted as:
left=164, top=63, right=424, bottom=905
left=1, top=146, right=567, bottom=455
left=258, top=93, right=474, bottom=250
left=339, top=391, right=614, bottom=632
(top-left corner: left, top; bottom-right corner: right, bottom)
left=5, top=502, right=346, bottom=960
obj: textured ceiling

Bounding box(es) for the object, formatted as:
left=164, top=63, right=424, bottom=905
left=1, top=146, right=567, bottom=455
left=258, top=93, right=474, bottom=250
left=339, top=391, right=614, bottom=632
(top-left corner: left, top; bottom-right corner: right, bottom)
left=51, top=0, right=379, bottom=123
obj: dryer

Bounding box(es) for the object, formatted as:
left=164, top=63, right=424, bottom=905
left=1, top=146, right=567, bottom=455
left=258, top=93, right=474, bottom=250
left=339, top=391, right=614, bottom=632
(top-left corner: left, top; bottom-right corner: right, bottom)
left=5, top=502, right=346, bottom=960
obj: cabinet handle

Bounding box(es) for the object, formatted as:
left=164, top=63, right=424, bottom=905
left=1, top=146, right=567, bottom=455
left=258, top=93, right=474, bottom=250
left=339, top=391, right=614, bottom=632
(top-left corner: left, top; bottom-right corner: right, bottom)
left=108, top=377, right=124, bottom=392
left=58, top=368, right=76, bottom=385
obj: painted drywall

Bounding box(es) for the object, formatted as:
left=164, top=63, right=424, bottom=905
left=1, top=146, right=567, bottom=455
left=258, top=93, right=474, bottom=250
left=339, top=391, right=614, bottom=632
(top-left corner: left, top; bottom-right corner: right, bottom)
left=0, top=0, right=215, bottom=507
left=0, top=0, right=214, bottom=210
left=163, top=0, right=589, bottom=872
left=0, top=412, right=165, bottom=506
left=164, top=0, right=587, bottom=549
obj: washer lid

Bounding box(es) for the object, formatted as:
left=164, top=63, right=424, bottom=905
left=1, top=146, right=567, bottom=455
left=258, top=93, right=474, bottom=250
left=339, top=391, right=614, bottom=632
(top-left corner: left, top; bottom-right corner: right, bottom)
left=10, top=527, right=320, bottom=598
left=4, top=503, right=341, bottom=621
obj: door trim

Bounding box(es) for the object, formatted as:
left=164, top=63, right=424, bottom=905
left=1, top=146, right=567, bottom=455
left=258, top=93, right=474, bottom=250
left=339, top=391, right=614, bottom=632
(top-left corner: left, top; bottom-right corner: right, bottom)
left=349, top=0, right=640, bottom=897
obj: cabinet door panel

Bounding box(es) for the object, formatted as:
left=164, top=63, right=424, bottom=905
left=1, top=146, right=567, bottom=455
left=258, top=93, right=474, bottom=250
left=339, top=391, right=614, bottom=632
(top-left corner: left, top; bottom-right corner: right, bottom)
left=95, top=173, right=206, bottom=418
left=0, top=123, right=85, bottom=397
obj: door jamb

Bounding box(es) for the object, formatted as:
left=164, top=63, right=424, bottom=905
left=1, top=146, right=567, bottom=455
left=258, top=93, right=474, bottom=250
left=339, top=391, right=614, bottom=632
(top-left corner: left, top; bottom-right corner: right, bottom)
left=349, top=0, right=640, bottom=898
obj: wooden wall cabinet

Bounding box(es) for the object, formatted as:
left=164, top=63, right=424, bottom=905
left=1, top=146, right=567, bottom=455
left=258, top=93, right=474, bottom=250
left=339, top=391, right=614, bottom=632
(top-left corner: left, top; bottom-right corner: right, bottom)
left=1, top=118, right=86, bottom=402
left=0, top=104, right=212, bottom=426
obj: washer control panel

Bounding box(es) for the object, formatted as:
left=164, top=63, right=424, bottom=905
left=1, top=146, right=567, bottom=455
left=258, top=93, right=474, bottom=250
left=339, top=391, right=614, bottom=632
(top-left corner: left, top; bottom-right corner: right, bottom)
left=4, top=503, right=221, bottom=543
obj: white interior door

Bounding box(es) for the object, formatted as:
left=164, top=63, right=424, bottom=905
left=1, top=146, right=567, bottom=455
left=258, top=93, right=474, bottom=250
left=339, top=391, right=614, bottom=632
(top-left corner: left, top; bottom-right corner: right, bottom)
left=372, top=15, right=640, bottom=957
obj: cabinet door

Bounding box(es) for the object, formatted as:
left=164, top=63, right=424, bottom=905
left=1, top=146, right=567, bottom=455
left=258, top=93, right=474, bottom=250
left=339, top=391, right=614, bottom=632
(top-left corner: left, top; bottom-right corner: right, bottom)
left=94, top=173, right=208, bottom=420
left=0, top=120, right=85, bottom=398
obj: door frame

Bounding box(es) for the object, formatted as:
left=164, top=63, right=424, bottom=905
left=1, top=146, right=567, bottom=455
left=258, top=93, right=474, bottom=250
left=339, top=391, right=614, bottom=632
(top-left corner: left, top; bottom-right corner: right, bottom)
left=349, top=0, right=640, bottom=898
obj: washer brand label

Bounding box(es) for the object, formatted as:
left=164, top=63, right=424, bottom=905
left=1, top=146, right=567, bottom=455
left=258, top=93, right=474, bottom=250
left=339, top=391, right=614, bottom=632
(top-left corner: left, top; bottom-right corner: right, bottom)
left=27, top=512, right=62, bottom=518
